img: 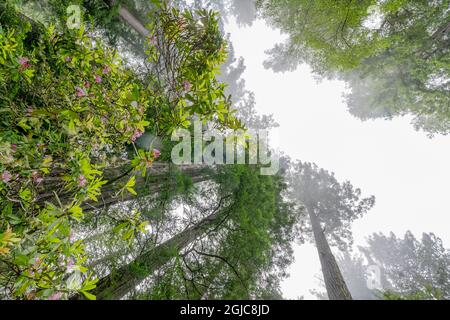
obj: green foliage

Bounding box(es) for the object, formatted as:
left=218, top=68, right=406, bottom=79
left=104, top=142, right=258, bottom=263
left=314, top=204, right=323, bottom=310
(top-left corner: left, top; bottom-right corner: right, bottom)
left=383, top=286, right=444, bottom=300
left=138, top=165, right=299, bottom=300
left=143, top=4, right=242, bottom=134
left=257, top=0, right=450, bottom=135
left=0, top=4, right=152, bottom=299
left=112, top=210, right=150, bottom=245
left=287, top=161, right=375, bottom=249
left=361, top=231, right=450, bottom=300
left=256, top=0, right=381, bottom=74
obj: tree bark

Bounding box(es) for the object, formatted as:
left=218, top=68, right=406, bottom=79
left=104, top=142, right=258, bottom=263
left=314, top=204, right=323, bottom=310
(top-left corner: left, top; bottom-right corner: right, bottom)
left=80, top=165, right=212, bottom=212
left=104, top=0, right=149, bottom=37
left=72, top=205, right=228, bottom=300
left=307, top=206, right=352, bottom=300
left=33, top=163, right=212, bottom=212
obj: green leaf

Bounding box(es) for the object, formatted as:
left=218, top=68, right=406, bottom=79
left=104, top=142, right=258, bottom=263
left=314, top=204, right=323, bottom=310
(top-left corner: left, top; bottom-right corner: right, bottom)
left=113, top=222, right=129, bottom=234
left=81, top=290, right=96, bottom=300
left=127, top=187, right=137, bottom=196
left=69, top=205, right=84, bottom=222
left=125, top=176, right=137, bottom=195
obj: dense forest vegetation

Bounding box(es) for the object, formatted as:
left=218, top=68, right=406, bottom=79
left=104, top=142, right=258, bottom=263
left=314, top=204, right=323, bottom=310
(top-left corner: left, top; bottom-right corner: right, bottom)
left=0, top=0, right=449, bottom=300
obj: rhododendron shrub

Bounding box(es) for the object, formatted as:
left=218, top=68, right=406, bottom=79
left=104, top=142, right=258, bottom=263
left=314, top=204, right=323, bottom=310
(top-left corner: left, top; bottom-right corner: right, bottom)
left=144, top=5, right=242, bottom=133
left=0, top=7, right=152, bottom=300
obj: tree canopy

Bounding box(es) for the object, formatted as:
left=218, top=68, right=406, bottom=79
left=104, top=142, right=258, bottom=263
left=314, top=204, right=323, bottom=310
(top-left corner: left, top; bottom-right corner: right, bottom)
left=257, top=0, right=450, bottom=135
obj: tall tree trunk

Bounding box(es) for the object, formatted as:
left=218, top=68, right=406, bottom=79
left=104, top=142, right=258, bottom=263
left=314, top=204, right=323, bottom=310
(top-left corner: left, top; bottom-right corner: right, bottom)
left=72, top=206, right=228, bottom=300
left=80, top=166, right=212, bottom=212
left=34, top=163, right=212, bottom=211
left=105, top=0, right=149, bottom=37
left=307, top=206, right=352, bottom=300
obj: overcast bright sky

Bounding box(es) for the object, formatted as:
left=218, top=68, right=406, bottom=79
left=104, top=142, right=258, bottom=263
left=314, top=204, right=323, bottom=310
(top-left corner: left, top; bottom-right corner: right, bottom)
left=224, top=18, right=450, bottom=299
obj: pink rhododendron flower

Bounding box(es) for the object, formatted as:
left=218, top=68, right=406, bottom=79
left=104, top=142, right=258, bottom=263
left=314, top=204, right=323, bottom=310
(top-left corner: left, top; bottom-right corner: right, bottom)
left=75, top=86, right=86, bottom=97
left=48, top=292, right=62, bottom=300
left=1, top=171, right=12, bottom=183
left=131, top=129, right=144, bottom=142
left=149, top=35, right=158, bottom=46
left=152, top=149, right=161, bottom=159
left=18, top=57, right=30, bottom=71
left=102, top=65, right=111, bottom=74
left=32, top=258, right=41, bottom=271
left=94, top=75, right=102, bottom=83
left=31, top=171, right=43, bottom=184
left=78, top=175, right=87, bottom=187
left=182, top=80, right=191, bottom=91
left=66, top=257, right=75, bottom=272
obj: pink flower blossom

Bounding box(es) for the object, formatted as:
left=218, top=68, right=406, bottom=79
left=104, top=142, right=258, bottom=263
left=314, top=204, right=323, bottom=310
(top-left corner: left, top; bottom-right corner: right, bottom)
left=94, top=75, right=102, bottom=83
left=182, top=80, right=191, bottom=92
left=75, top=86, right=86, bottom=98
left=18, top=57, right=30, bottom=71
left=84, top=81, right=91, bottom=88
left=152, top=149, right=161, bottom=159
left=32, top=171, right=43, bottom=184
left=131, top=129, right=144, bottom=142
left=78, top=175, right=87, bottom=187
left=66, top=257, right=75, bottom=272
left=48, top=292, right=62, bottom=300
left=11, top=144, right=17, bottom=153
left=149, top=35, right=158, bottom=46
left=1, top=171, right=12, bottom=183
left=102, top=65, right=111, bottom=74
left=26, top=107, right=33, bottom=116
left=64, top=56, right=72, bottom=62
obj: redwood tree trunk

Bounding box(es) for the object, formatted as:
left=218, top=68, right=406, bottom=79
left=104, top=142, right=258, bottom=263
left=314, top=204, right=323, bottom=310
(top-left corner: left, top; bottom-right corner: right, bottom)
left=308, top=206, right=352, bottom=300
left=80, top=166, right=211, bottom=212
left=34, top=163, right=212, bottom=211
left=72, top=208, right=224, bottom=300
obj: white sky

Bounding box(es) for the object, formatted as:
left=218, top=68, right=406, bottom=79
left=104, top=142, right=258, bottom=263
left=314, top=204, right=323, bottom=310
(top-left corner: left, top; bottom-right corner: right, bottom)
left=224, top=18, right=450, bottom=299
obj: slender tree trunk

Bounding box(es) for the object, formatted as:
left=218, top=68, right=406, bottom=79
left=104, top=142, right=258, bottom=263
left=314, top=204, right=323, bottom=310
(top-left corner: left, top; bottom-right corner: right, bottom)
left=307, top=206, right=352, bottom=300
left=72, top=207, right=226, bottom=300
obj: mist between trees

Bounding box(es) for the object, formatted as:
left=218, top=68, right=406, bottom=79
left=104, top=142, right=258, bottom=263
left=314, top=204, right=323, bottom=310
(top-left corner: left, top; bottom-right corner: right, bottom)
left=0, top=0, right=449, bottom=300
